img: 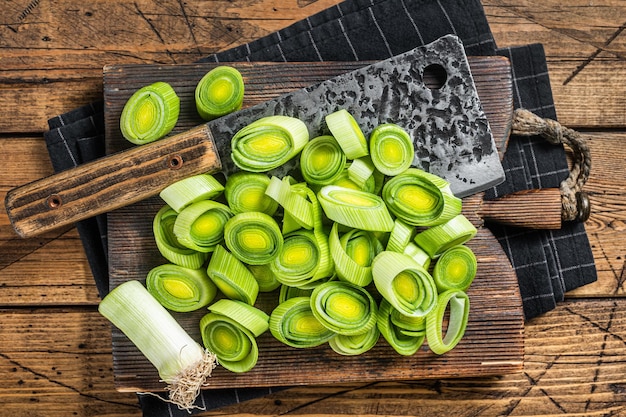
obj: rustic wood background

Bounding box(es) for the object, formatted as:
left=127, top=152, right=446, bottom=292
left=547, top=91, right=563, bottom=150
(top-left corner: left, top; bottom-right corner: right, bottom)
left=1, top=1, right=625, bottom=416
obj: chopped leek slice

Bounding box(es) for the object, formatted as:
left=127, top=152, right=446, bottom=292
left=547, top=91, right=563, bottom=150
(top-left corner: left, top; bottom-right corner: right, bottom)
left=231, top=115, right=309, bottom=172
left=413, top=214, right=477, bottom=258
left=206, top=245, right=259, bottom=305
left=265, top=176, right=313, bottom=230
left=402, top=243, right=432, bottom=270
left=425, top=289, right=470, bottom=355
left=270, top=296, right=335, bottom=348
left=386, top=219, right=415, bottom=253
left=146, top=263, right=217, bottom=312
left=432, top=245, right=477, bottom=292
left=120, top=81, right=180, bottom=145
left=247, top=264, right=281, bottom=292
left=377, top=298, right=425, bottom=356
left=372, top=251, right=437, bottom=317
left=224, top=211, right=283, bottom=265
left=391, top=308, right=426, bottom=337
left=329, top=325, right=380, bottom=356
left=199, top=312, right=258, bottom=373
left=98, top=280, right=217, bottom=411
left=159, top=174, right=224, bottom=213
left=347, top=157, right=375, bottom=189
left=369, top=123, right=414, bottom=176
left=331, top=165, right=377, bottom=193
left=224, top=172, right=278, bottom=216
left=310, top=281, right=378, bottom=336
left=318, top=185, right=394, bottom=232
left=329, top=223, right=382, bottom=287
left=279, top=284, right=313, bottom=303
left=174, top=200, right=233, bottom=253
left=195, top=66, right=244, bottom=121
left=270, top=229, right=322, bottom=288
left=208, top=299, right=269, bottom=337
left=325, top=109, right=368, bottom=159
left=300, top=135, right=347, bottom=185
left=153, top=205, right=208, bottom=269
left=382, top=168, right=462, bottom=227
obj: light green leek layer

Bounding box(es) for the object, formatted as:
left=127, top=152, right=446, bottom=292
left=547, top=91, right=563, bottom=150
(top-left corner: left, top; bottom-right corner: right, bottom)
left=120, top=81, right=180, bottom=145
left=146, top=263, right=217, bottom=312
left=195, top=66, right=244, bottom=121
left=382, top=168, right=462, bottom=227
left=231, top=115, right=309, bottom=172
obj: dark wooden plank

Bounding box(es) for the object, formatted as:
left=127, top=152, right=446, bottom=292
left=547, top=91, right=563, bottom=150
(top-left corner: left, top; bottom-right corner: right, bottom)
left=103, top=59, right=524, bottom=392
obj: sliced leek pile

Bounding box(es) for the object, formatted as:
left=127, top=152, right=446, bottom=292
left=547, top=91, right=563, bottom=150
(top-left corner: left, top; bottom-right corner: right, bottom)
left=103, top=105, right=481, bottom=388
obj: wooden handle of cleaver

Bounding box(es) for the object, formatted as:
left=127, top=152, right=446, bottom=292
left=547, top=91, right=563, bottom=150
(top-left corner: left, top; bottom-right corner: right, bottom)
left=479, top=188, right=562, bottom=229
left=5, top=124, right=221, bottom=238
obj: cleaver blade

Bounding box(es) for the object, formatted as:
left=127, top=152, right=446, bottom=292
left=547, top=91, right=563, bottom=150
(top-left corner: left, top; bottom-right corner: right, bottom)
left=6, top=35, right=505, bottom=239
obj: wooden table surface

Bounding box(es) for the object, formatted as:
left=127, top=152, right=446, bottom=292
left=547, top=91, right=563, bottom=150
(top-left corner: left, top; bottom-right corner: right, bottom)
left=1, top=1, right=625, bottom=416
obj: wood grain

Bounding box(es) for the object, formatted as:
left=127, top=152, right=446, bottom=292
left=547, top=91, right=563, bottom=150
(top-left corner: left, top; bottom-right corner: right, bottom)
left=2, top=299, right=624, bottom=417
left=0, top=1, right=625, bottom=416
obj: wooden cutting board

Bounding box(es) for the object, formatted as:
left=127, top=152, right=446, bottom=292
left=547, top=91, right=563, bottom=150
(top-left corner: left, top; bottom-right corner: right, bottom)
left=103, top=57, right=524, bottom=392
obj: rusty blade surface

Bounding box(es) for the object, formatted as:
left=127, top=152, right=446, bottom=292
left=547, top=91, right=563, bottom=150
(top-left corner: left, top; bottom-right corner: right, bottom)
left=208, top=34, right=504, bottom=197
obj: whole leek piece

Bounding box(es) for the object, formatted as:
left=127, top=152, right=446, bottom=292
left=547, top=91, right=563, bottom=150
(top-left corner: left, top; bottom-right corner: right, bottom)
left=231, top=115, right=309, bottom=172
left=195, top=66, right=244, bottom=121
left=120, top=81, right=179, bottom=145
left=98, top=280, right=217, bottom=411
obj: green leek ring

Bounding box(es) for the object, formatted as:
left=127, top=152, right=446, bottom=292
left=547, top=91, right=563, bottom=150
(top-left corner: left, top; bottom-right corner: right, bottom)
left=300, top=135, right=347, bottom=185
left=369, top=123, right=414, bottom=176
left=199, top=312, right=258, bottom=373
left=231, top=115, right=309, bottom=172
left=153, top=205, right=208, bottom=269
left=174, top=200, right=233, bottom=253
left=195, top=66, right=244, bottom=121
left=120, top=81, right=179, bottom=145
left=310, top=281, right=378, bottom=336
left=372, top=251, right=438, bottom=317
left=382, top=168, right=462, bottom=227
left=432, top=245, right=477, bottom=292
left=206, top=245, right=259, bottom=305
left=224, top=211, right=284, bottom=265
left=425, top=290, right=470, bottom=355
left=377, top=298, right=425, bottom=356
left=269, top=296, right=335, bottom=348
left=146, top=263, right=217, bottom=312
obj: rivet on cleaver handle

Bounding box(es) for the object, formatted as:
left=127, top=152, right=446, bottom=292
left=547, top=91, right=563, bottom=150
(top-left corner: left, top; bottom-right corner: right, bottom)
left=6, top=35, right=504, bottom=238
left=5, top=124, right=221, bottom=238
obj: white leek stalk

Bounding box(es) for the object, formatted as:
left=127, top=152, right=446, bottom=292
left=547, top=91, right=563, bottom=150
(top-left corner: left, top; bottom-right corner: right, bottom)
left=98, top=280, right=217, bottom=411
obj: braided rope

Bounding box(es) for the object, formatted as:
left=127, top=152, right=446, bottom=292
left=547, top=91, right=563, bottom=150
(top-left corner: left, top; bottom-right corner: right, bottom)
left=510, top=108, right=591, bottom=222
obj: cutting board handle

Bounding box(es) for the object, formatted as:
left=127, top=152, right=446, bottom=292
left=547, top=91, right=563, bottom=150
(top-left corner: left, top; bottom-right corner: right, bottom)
left=479, top=188, right=562, bottom=229
left=5, top=124, right=221, bottom=238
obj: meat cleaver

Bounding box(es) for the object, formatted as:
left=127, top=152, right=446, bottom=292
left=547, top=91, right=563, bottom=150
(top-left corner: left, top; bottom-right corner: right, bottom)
left=6, top=35, right=506, bottom=238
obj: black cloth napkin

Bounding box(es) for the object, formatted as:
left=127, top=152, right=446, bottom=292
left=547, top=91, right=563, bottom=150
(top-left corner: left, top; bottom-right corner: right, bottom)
left=42, top=0, right=597, bottom=415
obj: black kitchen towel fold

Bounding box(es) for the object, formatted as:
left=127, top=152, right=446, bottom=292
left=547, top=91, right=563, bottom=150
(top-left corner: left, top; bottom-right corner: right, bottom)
left=44, top=110, right=109, bottom=298
left=484, top=44, right=597, bottom=319
left=40, top=0, right=597, bottom=415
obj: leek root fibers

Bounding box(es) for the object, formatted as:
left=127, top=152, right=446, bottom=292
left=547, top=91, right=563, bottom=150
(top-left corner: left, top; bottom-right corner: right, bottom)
left=98, top=280, right=217, bottom=411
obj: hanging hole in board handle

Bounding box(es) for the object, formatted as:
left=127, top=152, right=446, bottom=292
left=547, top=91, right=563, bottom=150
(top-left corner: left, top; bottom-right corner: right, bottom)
left=167, top=154, right=184, bottom=170
left=423, top=64, right=448, bottom=90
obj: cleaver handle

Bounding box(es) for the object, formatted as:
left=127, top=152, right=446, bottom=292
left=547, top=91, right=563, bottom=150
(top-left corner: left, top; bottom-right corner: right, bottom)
left=5, top=124, right=221, bottom=238
left=479, top=188, right=562, bottom=229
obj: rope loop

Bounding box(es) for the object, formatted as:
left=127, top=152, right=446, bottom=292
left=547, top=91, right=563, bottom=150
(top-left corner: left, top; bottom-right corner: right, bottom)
left=511, top=109, right=591, bottom=222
